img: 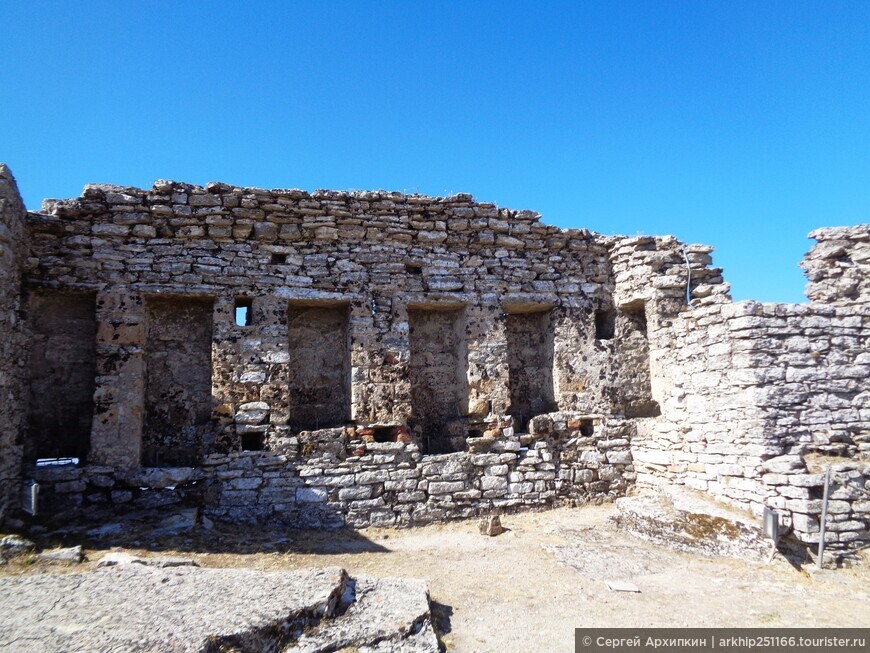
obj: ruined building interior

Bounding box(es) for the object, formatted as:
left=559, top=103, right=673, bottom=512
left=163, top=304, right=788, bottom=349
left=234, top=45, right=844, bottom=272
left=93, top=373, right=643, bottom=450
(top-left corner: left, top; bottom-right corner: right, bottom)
left=0, top=163, right=867, bottom=554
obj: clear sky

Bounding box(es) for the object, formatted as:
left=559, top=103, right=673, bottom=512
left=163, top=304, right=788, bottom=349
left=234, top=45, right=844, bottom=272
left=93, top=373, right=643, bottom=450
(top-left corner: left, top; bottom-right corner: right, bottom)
left=2, top=1, right=868, bottom=302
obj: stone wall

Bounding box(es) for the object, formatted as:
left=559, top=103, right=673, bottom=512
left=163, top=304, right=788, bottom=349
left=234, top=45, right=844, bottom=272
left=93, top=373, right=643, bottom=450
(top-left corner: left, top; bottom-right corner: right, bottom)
left=143, top=296, right=215, bottom=466
left=8, top=173, right=867, bottom=552
left=802, top=225, right=870, bottom=305
left=27, top=412, right=634, bottom=528
left=27, top=181, right=722, bottom=468
left=632, top=228, right=869, bottom=551
left=0, top=165, right=29, bottom=522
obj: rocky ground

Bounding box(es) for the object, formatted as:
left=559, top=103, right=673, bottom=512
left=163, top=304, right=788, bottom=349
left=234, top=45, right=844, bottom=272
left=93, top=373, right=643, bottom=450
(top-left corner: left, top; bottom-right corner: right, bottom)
left=1, top=503, right=868, bottom=652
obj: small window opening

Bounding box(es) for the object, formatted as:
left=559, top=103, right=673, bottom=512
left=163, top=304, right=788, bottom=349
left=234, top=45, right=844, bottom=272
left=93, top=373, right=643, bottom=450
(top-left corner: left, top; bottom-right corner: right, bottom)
left=241, top=433, right=265, bottom=451
left=595, top=309, right=615, bottom=340
left=271, top=252, right=287, bottom=265
left=235, top=298, right=253, bottom=326
left=372, top=426, right=394, bottom=443
left=579, top=420, right=594, bottom=437
left=405, top=263, right=423, bottom=275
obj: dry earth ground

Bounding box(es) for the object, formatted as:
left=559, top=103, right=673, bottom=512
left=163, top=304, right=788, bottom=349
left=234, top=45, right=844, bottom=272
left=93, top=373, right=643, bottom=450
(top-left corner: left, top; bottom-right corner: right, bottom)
left=3, top=504, right=868, bottom=652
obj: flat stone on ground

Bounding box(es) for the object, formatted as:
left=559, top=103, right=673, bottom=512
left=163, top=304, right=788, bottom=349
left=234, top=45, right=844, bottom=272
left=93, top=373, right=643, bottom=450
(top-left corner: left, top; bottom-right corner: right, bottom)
left=0, top=565, right=348, bottom=652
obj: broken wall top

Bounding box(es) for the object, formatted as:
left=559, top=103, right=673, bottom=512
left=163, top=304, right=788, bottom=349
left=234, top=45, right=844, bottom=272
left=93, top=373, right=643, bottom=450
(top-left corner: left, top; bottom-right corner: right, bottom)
left=27, top=179, right=726, bottom=309
left=802, top=224, right=870, bottom=305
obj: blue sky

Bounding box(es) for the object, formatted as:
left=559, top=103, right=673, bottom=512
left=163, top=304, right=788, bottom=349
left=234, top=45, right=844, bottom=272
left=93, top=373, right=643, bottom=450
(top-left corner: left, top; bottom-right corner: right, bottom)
left=2, top=1, right=868, bottom=302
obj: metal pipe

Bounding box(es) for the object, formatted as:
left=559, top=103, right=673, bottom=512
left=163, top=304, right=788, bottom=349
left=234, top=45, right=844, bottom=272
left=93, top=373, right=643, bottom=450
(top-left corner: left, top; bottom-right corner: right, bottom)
left=681, top=246, right=692, bottom=307
left=817, top=466, right=831, bottom=570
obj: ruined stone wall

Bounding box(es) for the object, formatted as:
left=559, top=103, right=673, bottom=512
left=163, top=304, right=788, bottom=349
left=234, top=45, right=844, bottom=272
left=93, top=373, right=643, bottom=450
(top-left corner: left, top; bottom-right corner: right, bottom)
left=633, top=227, right=869, bottom=550
left=17, top=175, right=867, bottom=549
left=25, top=413, right=634, bottom=529
left=0, top=165, right=29, bottom=523
left=802, top=225, right=870, bottom=305
left=26, top=181, right=722, bottom=470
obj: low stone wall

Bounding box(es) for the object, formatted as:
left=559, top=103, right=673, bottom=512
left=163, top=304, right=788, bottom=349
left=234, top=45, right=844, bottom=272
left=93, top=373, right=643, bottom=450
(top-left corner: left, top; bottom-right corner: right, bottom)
left=0, top=165, right=29, bottom=523
left=25, top=414, right=634, bottom=529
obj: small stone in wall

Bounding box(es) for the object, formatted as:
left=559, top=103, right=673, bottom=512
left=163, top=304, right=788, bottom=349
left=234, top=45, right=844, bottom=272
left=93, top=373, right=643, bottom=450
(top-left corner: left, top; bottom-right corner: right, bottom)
left=480, top=515, right=506, bottom=537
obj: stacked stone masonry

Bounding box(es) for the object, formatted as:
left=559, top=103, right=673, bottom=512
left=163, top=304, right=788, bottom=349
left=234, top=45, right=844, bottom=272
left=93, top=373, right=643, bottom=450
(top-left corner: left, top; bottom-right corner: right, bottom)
left=632, top=227, right=870, bottom=549
left=0, top=164, right=865, bottom=552
left=0, top=165, right=29, bottom=523
left=26, top=416, right=633, bottom=528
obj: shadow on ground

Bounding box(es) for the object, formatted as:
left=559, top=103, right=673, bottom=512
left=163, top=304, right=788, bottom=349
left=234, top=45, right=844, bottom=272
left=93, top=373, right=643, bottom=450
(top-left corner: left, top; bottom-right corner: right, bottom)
left=14, top=507, right=391, bottom=558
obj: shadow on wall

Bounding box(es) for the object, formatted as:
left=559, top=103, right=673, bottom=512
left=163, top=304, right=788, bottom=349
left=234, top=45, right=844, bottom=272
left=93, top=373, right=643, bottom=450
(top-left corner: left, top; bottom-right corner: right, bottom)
left=20, top=486, right=390, bottom=557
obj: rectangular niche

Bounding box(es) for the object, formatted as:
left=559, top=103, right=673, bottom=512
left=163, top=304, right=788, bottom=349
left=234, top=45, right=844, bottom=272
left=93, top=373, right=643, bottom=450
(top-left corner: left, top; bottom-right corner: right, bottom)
left=143, top=296, right=214, bottom=467
left=26, top=291, right=97, bottom=463
left=408, top=305, right=467, bottom=454
left=505, top=307, right=556, bottom=431
left=594, top=308, right=615, bottom=340
left=287, top=302, right=351, bottom=430
left=618, top=301, right=660, bottom=418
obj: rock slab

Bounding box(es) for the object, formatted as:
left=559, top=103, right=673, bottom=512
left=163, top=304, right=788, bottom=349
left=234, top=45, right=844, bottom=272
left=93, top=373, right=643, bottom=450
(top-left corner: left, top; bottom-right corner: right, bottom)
left=0, top=564, right=439, bottom=652
left=0, top=565, right=347, bottom=652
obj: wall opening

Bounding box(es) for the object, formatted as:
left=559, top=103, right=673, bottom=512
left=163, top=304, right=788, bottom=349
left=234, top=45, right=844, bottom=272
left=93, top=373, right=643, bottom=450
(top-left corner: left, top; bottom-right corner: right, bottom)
left=26, top=291, right=97, bottom=463
left=618, top=302, right=660, bottom=418
left=408, top=306, right=467, bottom=454
left=579, top=419, right=594, bottom=437
left=287, top=302, right=351, bottom=431
left=372, top=426, right=394, bottom=443
left=594, top=308, right=616, bottom=340
left=270, top=252, right=288, bottom=265
left=505, top=308, right=556, bottom=431
left=241, top=432, right=265, bottom=451
left=143, top=296, right=215, bottom=467
left=234, top=297, right=252, bottom=326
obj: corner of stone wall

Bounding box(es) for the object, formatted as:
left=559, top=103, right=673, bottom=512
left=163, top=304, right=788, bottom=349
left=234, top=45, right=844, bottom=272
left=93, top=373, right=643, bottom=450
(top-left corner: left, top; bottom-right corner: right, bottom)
left=0, top=163, right=29, bottom=524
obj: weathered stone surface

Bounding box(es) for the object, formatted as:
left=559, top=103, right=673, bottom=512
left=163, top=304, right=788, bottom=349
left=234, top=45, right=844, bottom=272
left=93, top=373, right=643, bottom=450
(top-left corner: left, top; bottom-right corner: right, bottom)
left=97, top=552, right=198, bottom=568
left=0, top=565, right=438, bottom=653
left=291, top=576, right=439, bottom=652
left=802, top=225, right=870, bottom=305
left=37, top=545, right=83, bottom=563
left=0, top=165, right=27, bottom=524
left=0, top=565, right=349, bottom=652
left=614, top=487, right=771, bottom=561
left=0, top=534, right=34, bottom=556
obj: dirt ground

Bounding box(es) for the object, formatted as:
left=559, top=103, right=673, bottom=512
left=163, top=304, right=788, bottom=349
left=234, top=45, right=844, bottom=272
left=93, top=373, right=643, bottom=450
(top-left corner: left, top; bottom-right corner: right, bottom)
left=4, top=504, right=869, bottom=652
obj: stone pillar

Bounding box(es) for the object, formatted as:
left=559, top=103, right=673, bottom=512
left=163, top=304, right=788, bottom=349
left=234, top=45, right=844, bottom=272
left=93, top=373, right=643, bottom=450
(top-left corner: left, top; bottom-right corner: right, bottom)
left=467, top=302, right=507, bottom=417
left=552, top=303, right=598, bottom=413
left=363, top=292, right=410, bottom=424
left=89, top=288, right=145, bottom=468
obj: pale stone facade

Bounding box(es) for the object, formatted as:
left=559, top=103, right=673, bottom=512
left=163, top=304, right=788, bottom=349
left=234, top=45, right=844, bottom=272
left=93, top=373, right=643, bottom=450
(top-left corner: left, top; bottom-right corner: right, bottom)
left=0, top=165, right=866, bottom=550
